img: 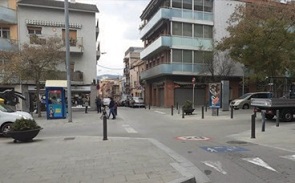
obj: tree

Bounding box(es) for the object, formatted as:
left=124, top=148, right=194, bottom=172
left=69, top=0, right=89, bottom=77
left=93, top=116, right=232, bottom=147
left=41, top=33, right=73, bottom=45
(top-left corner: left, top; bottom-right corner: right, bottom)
left=0, top=36, right=65, bottom=117
left=217, top=0, right=295, bottom=81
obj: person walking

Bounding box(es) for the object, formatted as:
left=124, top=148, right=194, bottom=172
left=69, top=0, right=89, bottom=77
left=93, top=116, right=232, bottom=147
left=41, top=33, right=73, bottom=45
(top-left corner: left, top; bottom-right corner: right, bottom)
left=95, top=97, right=102, bottom=113
left=83, top=95, right=89, bottom=113
left=108, top=97, right=116, bottom=119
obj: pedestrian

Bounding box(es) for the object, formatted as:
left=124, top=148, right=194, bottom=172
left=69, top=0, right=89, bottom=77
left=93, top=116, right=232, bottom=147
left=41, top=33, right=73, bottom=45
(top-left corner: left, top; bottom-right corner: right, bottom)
left=95, top=97, right=102, bottom=113
left=83, top=95, right=89, bottom=113
left=108, top=97, right=116, bottom=119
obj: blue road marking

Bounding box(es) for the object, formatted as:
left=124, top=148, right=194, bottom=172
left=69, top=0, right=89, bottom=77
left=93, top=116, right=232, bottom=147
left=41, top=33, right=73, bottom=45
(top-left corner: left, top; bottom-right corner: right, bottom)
left=201, top=146, right=248, bottom=153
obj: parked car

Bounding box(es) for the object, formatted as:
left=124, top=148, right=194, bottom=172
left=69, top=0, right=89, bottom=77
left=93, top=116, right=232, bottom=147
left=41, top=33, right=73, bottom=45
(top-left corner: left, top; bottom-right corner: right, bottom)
left=102, top=97, right=111, bottom=107
left=119, top=95, right=132, bottom=106
left=129, top=97, right=145, bottom=108
left=230, top=92, right=272, bottom=110
left=0, top=104, right=34, bottom=136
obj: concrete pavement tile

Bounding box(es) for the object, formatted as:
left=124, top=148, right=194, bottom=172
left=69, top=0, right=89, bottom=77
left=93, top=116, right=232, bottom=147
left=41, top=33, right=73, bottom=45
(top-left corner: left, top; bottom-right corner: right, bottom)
left=103, top=175, right=127, bottom=183
left=125, top=173, right=149, bottom=182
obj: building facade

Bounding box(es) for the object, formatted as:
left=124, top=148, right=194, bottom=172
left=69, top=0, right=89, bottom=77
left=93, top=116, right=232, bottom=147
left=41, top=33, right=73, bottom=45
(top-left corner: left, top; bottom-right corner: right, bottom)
left=139, top=0, right=245, bottom=108
left=0, top=0, right=100, bottom=111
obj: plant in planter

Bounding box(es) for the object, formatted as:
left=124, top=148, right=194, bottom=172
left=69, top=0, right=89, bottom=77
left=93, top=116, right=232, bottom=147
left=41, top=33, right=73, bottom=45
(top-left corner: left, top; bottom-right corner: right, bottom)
left=8, top=118, right=42, bottom=143
left=182, top=100, right=195, bottom=115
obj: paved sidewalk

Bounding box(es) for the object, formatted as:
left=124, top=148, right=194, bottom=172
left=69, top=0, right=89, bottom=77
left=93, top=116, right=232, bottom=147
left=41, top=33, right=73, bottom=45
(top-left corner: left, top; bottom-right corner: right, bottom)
left=0, top=109, right=209, bottom=183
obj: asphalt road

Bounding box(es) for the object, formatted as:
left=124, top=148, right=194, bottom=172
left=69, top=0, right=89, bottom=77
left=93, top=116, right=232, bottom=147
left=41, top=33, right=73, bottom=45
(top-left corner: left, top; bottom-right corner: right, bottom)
left=25, top=107, right=295, bottom=183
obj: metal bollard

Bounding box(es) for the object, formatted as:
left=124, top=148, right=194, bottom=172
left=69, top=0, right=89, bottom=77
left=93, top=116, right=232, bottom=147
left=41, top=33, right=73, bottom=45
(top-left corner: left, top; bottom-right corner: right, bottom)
left=230, top=106, right=233, bottom=119
left=261, top=111, right=266, bottom=132
left=103, top=115, right=108, bottom=140
left=217, top=108, right=219, bottom=116
left=276, top=110, right=279, bottom=127
left=182, top=108, right=184, bottom=119
left=202, top=106, right=204, bottom=119
left=251, top=114, right=255, bottom=138
left=171, top=105, right=173, bottom=116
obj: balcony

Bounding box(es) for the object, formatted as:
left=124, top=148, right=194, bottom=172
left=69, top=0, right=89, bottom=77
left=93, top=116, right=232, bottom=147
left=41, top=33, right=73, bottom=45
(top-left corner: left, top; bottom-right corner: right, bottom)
left=140, top=36, right=213, bottom=60
left=29, top=35, right=84, bottom=53
left=0, top=7, right=17, bottom=24
left=0, top=38, right=18, bottom=51
left=140, top=63, right=209, bottom=80
left=140, top=8, right=213, bottom=39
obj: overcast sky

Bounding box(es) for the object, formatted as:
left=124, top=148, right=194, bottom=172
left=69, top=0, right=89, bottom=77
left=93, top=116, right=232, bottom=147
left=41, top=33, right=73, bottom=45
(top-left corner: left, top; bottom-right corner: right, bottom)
left=76, top=0, right=150, bottom=76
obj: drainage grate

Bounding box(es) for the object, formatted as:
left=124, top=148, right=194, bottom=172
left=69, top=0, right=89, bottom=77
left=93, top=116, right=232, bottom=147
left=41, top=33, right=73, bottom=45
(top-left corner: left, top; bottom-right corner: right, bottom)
left=64, top=137, right=75, bottom=141
left=226, top=140, right=248, bottom=145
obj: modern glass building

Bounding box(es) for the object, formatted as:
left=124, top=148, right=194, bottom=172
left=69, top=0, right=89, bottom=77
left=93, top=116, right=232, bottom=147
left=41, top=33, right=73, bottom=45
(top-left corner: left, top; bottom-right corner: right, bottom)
left=139, top=0, right=247, bottom=107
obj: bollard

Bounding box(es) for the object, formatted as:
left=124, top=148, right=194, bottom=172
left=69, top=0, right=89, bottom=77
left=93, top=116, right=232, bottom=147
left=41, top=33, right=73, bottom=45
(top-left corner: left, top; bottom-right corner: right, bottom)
left=205, top=103, right=207, bottom=112
left=261, top=111, right=266, bottom=132
left=149, top=103, right=150, bottom=110
left=176, top=102, right=178, bottom=110
left=202, top=106, right=204, bottom=119
left=251, top=114, right=255, bottom=138
left=254, top=110, right=256, bottom=118
left=217, top=108, right=219, bottom=116
left=276, top=110, right=279, bottom=127
left=103, top=115, right=108, bottom=140
left=171, top=105, right=173, bottom=116
left=182, top=108, right=184, bottom=119
left=230, top=106, right=233, bottom=119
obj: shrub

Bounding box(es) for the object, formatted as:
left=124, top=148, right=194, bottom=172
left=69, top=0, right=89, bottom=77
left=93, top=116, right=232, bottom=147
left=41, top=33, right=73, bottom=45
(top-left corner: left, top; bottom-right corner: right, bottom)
left=11, top=118, right=41, bottom=131
left=183, top=100, right=193, bottom=110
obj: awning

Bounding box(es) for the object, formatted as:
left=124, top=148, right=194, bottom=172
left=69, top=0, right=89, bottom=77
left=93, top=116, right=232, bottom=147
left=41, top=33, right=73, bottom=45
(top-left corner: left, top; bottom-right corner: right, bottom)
left=45, top=80, right=67, bottom=88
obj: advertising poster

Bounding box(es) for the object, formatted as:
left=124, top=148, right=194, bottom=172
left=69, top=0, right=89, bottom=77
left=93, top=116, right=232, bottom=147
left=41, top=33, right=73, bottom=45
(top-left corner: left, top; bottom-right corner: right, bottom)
left=48, top=104, right=63, bottom=118
left=209, top=83, right=221, bottom=108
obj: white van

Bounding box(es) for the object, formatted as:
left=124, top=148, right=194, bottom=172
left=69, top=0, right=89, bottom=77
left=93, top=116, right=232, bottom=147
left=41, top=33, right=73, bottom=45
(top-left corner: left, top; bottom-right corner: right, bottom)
left=0, top=104, right=33, bottom=136
left=230, top=92, right=272, bottom=109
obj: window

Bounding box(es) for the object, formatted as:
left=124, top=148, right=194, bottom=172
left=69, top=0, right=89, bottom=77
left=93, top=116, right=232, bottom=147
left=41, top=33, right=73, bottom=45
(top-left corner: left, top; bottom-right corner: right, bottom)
left=194, top=51, right=203, bottom=63
left=172, top=22, right=182, bottom=36
left=183, top=0, right=192, bottom=10
left=27, top=26, right=42, bottom=35
left=172, top=0, right=182, bottom=8
left=172, top=49, right=182, bottom=63
left=0, top=27, right=10, bottom=39
left=183, top=50, right=192, bottom=63
left=183, top=23, right=192, bottom=37
left=194, top=24, right=203, bottom=38
left=204, top=0, right=213, bottom=12
left=194, top=0, right=203, bottom=11
left=204, top=25, right=213, bottom=38
left=62, top=29, right=77, bottom=46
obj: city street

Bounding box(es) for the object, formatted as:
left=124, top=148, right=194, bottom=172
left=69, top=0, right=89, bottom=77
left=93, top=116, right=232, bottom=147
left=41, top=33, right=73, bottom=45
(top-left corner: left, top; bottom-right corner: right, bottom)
left=1, top=106, right=295, bottom=183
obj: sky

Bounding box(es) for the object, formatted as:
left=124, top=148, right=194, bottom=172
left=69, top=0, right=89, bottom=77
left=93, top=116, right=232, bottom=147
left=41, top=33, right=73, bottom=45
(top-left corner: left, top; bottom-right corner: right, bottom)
left=76, top=0, right=150, bottom=76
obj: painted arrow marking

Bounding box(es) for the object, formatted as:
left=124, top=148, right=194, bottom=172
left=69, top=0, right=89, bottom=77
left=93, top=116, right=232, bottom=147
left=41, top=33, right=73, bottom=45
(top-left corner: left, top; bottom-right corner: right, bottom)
left=280, top=155, right=295, bottom=161
left=202, top=161, right=227, bottom=175
left=206, top=147, right=217, bottom=153
left=242, top=157, right=277, bottom=172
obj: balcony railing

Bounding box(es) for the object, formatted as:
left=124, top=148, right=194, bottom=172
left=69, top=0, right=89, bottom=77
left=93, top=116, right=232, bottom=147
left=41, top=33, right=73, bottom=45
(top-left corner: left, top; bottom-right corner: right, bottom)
left=140, top=8, right=213, bottom=39
left=0, top=7, right=17, bottom=24
left=140, top=63, right=209, bottom=80
left=0, top=38, right=18, bottom=51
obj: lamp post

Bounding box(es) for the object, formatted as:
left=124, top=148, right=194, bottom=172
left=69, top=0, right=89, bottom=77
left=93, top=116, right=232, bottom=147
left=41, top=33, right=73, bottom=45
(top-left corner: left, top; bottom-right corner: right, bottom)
left=192, top=77, right=196, bottom=108
left=64, top=0, right=72, bottom=122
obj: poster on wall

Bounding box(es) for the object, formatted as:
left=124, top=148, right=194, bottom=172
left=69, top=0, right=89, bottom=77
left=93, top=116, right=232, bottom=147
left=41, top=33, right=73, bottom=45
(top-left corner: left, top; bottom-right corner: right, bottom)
left=209, top=83, right=221, bottom=108
left=48, top=104, right=63, bottom=118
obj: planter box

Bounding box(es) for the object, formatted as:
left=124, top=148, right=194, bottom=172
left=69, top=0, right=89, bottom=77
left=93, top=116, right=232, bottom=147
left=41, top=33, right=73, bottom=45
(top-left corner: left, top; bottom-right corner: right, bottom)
left=7, top=128, right=42, bottom=143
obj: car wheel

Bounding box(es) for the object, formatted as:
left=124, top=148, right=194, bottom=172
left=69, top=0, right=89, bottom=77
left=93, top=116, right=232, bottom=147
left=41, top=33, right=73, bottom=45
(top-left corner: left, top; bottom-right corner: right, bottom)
left=280, top=109, right=293, bottom=122
left=242, top=104, right=249, bottom=109
left=1, top=122, right=13, bottom=137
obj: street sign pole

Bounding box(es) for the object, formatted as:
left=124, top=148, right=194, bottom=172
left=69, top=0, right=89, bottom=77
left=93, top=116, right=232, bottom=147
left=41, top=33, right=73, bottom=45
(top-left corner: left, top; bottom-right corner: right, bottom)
left=192, top=77, right=196, bottom=108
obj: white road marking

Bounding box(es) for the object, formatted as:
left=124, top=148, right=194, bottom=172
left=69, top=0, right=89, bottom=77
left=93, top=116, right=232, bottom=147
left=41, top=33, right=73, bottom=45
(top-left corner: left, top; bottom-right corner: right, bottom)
left=206, top=147, right=217, bottom=153
left=155, top=111, right=165, bottom=114
left=281, top=155, right=295, bottom=161
left=122, top=124, right=138, bottom=133
left=242, top=157, right=277, bottom=172
left=202, top=161, right=227, bottom=175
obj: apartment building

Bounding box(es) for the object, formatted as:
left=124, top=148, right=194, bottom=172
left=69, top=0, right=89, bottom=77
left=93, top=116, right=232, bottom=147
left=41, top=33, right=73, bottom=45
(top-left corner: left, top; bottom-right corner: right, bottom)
left=139, top=0, right=247, bottom=107
left=123, top=47, right=144, bottom=98
left=0, top=0, right=100, bottom=110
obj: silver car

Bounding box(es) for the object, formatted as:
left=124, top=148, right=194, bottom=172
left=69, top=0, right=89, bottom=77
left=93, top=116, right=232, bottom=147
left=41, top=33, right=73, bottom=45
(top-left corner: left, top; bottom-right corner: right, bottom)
left=230, top=92, right=272, bottom=109
left=129, top=97, right=145, bottom=108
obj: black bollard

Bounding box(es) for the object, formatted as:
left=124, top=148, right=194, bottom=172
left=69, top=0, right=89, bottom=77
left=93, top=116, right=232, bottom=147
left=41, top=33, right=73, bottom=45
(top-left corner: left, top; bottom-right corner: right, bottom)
left=171, top=105, right=173, bottom=116
left=182, top=108, right=184, bottom=119
left=149, top=103, right=150, bottom=110
left=202, top=106, right=204, bottom=119
left=276, top=110, right=279, bottom=127
left=261, top=111, right=266, bottom=132
left=251, top=114, right=255, bottom=138
left=217, top=108, right=219, bottom=116
left=103, top=115, right=108, bottom=140
left=230, top=106, right=233, bottom=119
